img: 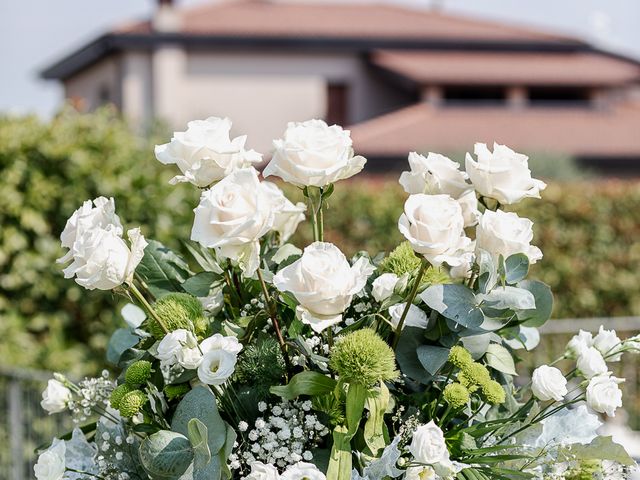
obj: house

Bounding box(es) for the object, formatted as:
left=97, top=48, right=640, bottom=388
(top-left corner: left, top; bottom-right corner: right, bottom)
left=41, top=0, right=640, bottom=171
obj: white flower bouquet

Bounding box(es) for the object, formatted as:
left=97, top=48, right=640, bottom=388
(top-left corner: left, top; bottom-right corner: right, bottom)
left=37, top=117, right=639, bottom=480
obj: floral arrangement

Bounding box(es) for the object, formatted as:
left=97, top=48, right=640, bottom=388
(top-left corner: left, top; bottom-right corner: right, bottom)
left=36, top=117, right=639, bottom=480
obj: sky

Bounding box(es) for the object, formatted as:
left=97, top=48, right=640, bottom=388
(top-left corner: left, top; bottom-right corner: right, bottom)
left=1, top=0, right=639, bottom=117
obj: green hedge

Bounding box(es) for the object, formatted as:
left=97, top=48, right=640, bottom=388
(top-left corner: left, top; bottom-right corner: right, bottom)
left=1, top=108, right=639, bottom=375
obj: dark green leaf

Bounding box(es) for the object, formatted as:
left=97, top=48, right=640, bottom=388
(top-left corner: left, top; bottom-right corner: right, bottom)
left=416, top=345, right=450, bottom=375
left=181, top=272, right=219, bottom=297
left=106, top=328, right=139, bottom=365
left=270, top=371, right=337, bottom=400
left=137, top=239, right=192, bottom=297
left=516, top=280, right=554, bottom=327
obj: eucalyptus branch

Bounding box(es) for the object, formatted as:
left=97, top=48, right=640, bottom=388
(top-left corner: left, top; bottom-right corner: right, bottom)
left=391, top=257, right=428, bottom=349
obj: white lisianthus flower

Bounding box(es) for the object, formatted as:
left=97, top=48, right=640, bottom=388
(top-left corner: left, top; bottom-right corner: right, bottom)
left=372, top=273, right=399, bottom=302
left=388, top=303, right=428, bottom=330
left=566, top=330, right=593, bottom=359
left=245, top=461, right=280, bottom=480
left=58, top=196, right=122, bottom=264
left=264, top=119, right=366, bottom=187
left=475, top=210, right=542, bottom=264
left=593, top=326, right=623, bottom=362
left=409, top=421, right=449, bottom=464
left=34, top=439, right=66, bottom=480
left=59, top=225, right=147, bottom=291
left=199, top=290, right=224, bottom=315
left=273, top=242, right=373, bottom=333
left=531, top=365, right=567, bottom=402
left=405, top=466, right=436, bottom=480
left=398, top=194, right=471, bottom=267
left=465, top=142, right=547, bottom=204
left=155, top=329, right=200, bottom=368
left=263, top=181, right=306, bottom=243
left=281, top=461, right=326, bottom=480
left=154, top=116, right=261, bottom=187
left=191, top=168, right=281, bottom=277
left=41, top=379, right=72, bottom=414
left=576, top=347, right=608, bottom=379
left=200, top=333, right=243, bottom=355
left=399, top=152, right=471, bottom=199
left=586, top=374, right=624, bottom=417
left=197, top=349, right=238, bottom=386
left=457, top=190, right=481, bottom=228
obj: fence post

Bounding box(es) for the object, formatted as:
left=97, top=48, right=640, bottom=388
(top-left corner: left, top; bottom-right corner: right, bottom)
left=8, top=379, right=25, bottom=480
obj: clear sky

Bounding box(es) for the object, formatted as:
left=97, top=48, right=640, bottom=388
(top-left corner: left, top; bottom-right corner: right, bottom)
left=1, top=0, right=639, bottom=117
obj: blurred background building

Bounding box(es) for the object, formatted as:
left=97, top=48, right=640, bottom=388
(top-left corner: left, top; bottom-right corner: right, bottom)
left=41, top=0, right=640, bottom=172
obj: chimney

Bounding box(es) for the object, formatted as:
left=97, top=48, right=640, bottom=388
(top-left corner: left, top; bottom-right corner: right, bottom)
left=153, top=0, right=180, bottom=32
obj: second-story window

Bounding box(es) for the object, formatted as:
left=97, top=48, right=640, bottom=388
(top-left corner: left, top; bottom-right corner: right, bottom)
left=326, top=83, right=349, bottom=126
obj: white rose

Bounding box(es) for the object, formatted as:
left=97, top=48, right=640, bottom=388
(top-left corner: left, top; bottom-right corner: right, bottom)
left=372, top=273, right=399, bottom=302
left=264, top=119, right=366, bottom=187
left=59, top=225, right=147, bottom=291
left=566, top=330, right=593, bottom=359
left=449, top=241, right=475, bottom=280
left=475, top=210, right=542, bottom=264
left=191, top=168, right=280, bottom=277
left=197, top=349, right=238, bottom=385
left=577, top=347, right=608, bottom=379
left=457, top=190, right=480, bottom=228
left=58, top=196, right=122, bottom=264
left=200, top=333, right=243, bottom=355
left=199, top=290, right=224, bottom=315
left=405, top=466, right=436, bottom=480
left=409, top=421, right=449, bottom=464
left=593, top=326, right=622, bottom=362
left=263, top=181, right=306, bottom=243
left=388, top=303, right=428, bottom=330
left=155, top=329, right=200, bottom=368
left=245, top=461, right=280, bottom=480
left=465, top=142, right=547, bottom=204
left=155, top=116, right=261, bottom=187
left=531, top=365, right=567, bottom=402
left=41, top=379, right=72, bottom=414
left=34, top=439, right=66, bottom=480
left=398, top=194, right=471, bottom=267
left=273, top=242, right=372, bottom=333
left=399, top=152, right=471, bottom=198
left=281, top=461, right=326, bottom=480
left=586, top=374, right=624, bottom=417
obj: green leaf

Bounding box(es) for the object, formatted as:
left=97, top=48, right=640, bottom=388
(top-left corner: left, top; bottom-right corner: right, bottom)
left=218, top=424, right=237, bottom=480
left=188, top=419, right=211, bottom=469
left=172, top=387, right=227, bottom=455
left=416, top=345, right=450, bottom=375
left=485, top=344, right=517, bottom=375
left=504, top=254, right=529, bottom=284
left=395, top=327, right=433, bottom=384
left=183, top=242, right=223, bottom=274
left=137, top=240, right=192, bottom=297
left=461, top=333, right=493, bottom=359
left=420, top=284, right=484, bottom=329
left=479, top=286, right=535, bottom=311
left=272, top=244, right=302, bottom=264
left=363, top=383, right=390, bottom=457
left=516, top=280, right=554, bottom=327
left=562, top=435, right=635, bottom=466
left=181, top=272, right=219, bottom=297
left=346, top=382, right=367, bottom=437
left=106, top=328, right=139, bottom=365
left=270, top=371, right=337, bottom=400
left=326, top=426, right=352, bottom=480
left=138, top=430, right=194, bottom=480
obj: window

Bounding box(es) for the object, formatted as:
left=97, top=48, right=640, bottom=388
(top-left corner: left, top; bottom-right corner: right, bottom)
left=443, top=86, right=506, bottom=106
left=98, top=85, right=111, bottom=105
left=529, top=87, right=590, bottom=107
left=326, top=84, right=349, bottom=126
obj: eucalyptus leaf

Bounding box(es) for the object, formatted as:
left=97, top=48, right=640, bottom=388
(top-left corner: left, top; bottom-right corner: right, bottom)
left=172, top=387, right=227, bottom=455
left=516, top=280, right=554, bottom=327
left=478, top=286, right=535, bottom=311
left=485, top=343, right=517, bottom=376
left=188, top=419, right=211, bottom=468
left=395, top=327, right=432, bottom=384
left=461, top=334, right=492, bottom=359
left=416, top=345, right=450, bottom=375
left=420, top=284, right=483, bottom=329
left=139, top=430, right=194, bottom=480
left=106, top=328, right=139, bottom=365
left=504, top=254, right=529, bottom=284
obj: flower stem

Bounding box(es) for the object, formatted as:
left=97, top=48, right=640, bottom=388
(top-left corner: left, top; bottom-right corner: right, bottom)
left=129, top=283, right=169, bottom=335
left=391, top=258, right=428, bottom=349
left=306, top=186, right=324, bottom=242
left=256, top=268, right=291, bottom=375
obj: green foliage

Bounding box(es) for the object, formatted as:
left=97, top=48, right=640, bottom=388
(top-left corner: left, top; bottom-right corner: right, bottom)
left=150, top=292, right=206, bottom=339
left=329, top=329, right=398, bottom=387
left=125, top=360, right=152, bottom=386
left=236, top=337, right=286, bottom=397
left=138, top=430, right=194, bottom=480
left=118, top=389, right=148, bottom=417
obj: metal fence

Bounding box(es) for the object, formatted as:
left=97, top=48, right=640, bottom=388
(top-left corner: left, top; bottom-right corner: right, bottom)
left=1, top=317, right=640, bottom=479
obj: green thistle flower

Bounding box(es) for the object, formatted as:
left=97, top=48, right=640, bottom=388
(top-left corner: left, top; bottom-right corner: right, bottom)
left=125, top=360, right=152, bottom=387
left=481, top=380, right=506, bottom=405
left=329, top=329, right=398, bottom=387
left=448, top=346, right=473, bottom=369
left=118, top=389, right=148, bottom=417
left=110, top=383, right=134, bottom=410
left=443, top=382, right=470, bottom=409
left=163, top=383, right=190, bottom=401
left=380, top=242, right=421, bottom=277
left=149, top=293, right=206, bottom=339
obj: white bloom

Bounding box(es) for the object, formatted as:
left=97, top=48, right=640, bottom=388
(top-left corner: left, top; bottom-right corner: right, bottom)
left=465, top=142, right=546, bottom=204
left=121, top=303, right=146, bottom=329
left=576, top=347, right=608, bottom=379
left=154, top=116, right=261, bottom=187
left=398, top=194, right=471, bottom=267
left=457, top=190, right=481, bottom=228
left=191, top=168, right=280, bottom=277
left=586, top=374, right=624, bottom=417
left=34, top=439, right=66, bottom=480
left=199, top=290, right=224, bottom=315
left=531, top=365, right=567, bottom=402
left=273, top=242, right=372, bottom=333
left=399, top=152, right=470, bottom=198
left=281, top=461, right=326, bottom=480
left=41, top=379, right=72, bottom=414
left=409, top=421, right=449, bottom=464
left=593, top=326, right=622, bottom=362
left=388, top=303, right=428, bottom=330
left=475, top=210, right=542, bottom=264
left=372, top=273, right=399, bottom=302
left=58, top=197, right=122, bottom=263
left=200, top=333, right=243, bottom=355
left=197, top=349, right=238, bottom=385
left=448, top=241, right=475, bottom=280
left=264, top=119, right=366, bottom=187
left=245, top=461, right=280, bottom=480
left=566, top=330, right=593, bottom=359
left=155, top=329, right=200, bottom=368
left=263, top=181, right=306, bottom=243
left=404, top=466, right=436, bottom=480
left=59, top=225, right=147, bottom=291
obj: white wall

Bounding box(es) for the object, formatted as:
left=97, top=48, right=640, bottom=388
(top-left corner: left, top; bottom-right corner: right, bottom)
left=64, top=55, right=121, bottom=111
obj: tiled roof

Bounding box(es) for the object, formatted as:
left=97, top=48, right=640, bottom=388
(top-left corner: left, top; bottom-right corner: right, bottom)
left=349, top=103, right=640, bottom=158
left=371, top=50, right=640, bottom=86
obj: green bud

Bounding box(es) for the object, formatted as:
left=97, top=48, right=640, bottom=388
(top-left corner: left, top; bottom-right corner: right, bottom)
left=448, top=345, right=473, bottom=369
left=163, top=384, right=191, bottom=401
left=110, top=383, right=134, bottom=410
left=443, top=382, right=470, bottom=409
left=125, top=360, right=152, bottom=387
left=482, top=380, right=506, bottom=405
left=118, top=390, right=148, bottom=417
left=149, top=292, right=206, bottom=339
left=460, top=362, right=491, bottom=387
